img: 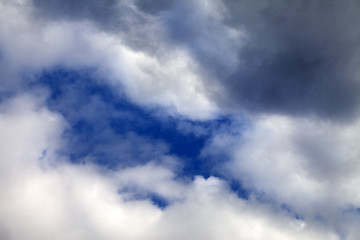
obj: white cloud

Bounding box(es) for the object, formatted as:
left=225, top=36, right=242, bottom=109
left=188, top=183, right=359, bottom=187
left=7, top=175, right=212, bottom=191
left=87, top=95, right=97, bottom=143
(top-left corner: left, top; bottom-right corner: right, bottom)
left=104, top=43, right=219, bottom=119
left=204, top=114, right=360, bottom=236
left=0, top=95, right=339, bottom=240
left=115, top=161, right=189, bottom=201
left=0, top=0, right=221, bottom=119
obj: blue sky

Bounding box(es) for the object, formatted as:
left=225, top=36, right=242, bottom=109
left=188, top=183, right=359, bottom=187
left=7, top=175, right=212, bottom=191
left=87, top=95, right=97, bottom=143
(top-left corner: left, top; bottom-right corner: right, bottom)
left=35, top=67, right=235, bottom=176
left=0, top=0, right=360, bottom=239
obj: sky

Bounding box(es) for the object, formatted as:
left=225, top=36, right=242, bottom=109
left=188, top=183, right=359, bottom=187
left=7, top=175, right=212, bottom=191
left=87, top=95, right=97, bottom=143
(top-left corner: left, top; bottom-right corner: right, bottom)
left=0, top=0, right=360, bottom=239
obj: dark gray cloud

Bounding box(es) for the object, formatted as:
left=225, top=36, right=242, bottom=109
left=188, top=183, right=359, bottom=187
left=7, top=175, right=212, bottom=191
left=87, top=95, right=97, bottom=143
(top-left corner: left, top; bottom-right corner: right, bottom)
left=163, top=0, right=360, bottom=120
left=32, top=0, right=119, bottom=25
left=219, top=0, right=360, bottom=120
left=134, top=0, right=175, bottom=15
left=31, top=0, right=167, bottom=54
left=31, top=0, right=360, bottom=120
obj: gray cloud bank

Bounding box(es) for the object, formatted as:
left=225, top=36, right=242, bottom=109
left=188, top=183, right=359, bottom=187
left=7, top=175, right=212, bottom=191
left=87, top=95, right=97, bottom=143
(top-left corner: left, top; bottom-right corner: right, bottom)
left=221, top=0, right=360, bottom=119
left=32, top=0, right=360, bottom=120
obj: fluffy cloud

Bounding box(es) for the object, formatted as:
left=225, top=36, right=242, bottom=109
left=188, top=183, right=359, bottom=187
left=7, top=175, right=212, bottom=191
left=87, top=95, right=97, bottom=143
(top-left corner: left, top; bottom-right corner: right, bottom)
left=203, top=114, right=360, bottom=237
left=0, top=95, right=340, bottom=240
left=0, top=0, right=219, bottom=119
left=5, top=0, right=359, bottom=120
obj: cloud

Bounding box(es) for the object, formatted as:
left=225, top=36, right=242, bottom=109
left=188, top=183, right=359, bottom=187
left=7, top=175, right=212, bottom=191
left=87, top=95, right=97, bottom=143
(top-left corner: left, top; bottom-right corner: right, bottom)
left=29, top=0, right=360, bottom=120
left=154, top=0, right=360, bottom=120
left=0, top=0, right=219, bottom=119
left=203, top=113, right=360, bottom=237
left=0, top=94, right=341, bottom=240
left=1, top=0, right=360, bottom=239
left=214, top=0, right=360, bottom=119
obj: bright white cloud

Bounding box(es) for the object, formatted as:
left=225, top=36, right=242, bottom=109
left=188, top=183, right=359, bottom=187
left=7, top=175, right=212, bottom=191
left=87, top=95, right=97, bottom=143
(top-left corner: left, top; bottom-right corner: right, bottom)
left=0, top=95, right=340, bottom=240
left=204, top=114, right=360, bottom=237
left=0, top=0, right=221, bottom=119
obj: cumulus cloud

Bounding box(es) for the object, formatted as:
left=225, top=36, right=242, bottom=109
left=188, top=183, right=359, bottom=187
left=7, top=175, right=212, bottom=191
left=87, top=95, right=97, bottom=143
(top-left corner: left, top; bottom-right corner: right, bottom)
left=0, top=0, right=219, bottom=119
left=203, top=114, right=360, bottom=237
left=28, top=0, right=360, bottom=120
left=0, top=95, right=340, bottom=240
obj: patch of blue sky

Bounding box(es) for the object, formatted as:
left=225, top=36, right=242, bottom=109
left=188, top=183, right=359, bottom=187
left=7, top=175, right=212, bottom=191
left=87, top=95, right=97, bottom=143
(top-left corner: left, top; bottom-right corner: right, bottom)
left=280, top=203, right=303, bottom=221
left=342, top=206, right=360, bottom=215
left=31, top=67, right=238, bottom=180
left=149, top=194, right=168, bottom=209
left=118, top=187, right=169, bottom=209
left=30, top=67, right=255, bottom=205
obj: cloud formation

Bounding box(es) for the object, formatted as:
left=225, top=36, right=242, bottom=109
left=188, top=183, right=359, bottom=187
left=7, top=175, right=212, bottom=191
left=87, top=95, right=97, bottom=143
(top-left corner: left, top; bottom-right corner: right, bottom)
left=5, top=0, right=360, bottom=120
left=0, top=95, right=340, bottom=240
left=218, top=0, right=360, bottom=119
left=0, top=0, right=359, bottom=239
left=205, top=114, right=360, bottom=232
left=0, top=0, right=218, bottom=119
